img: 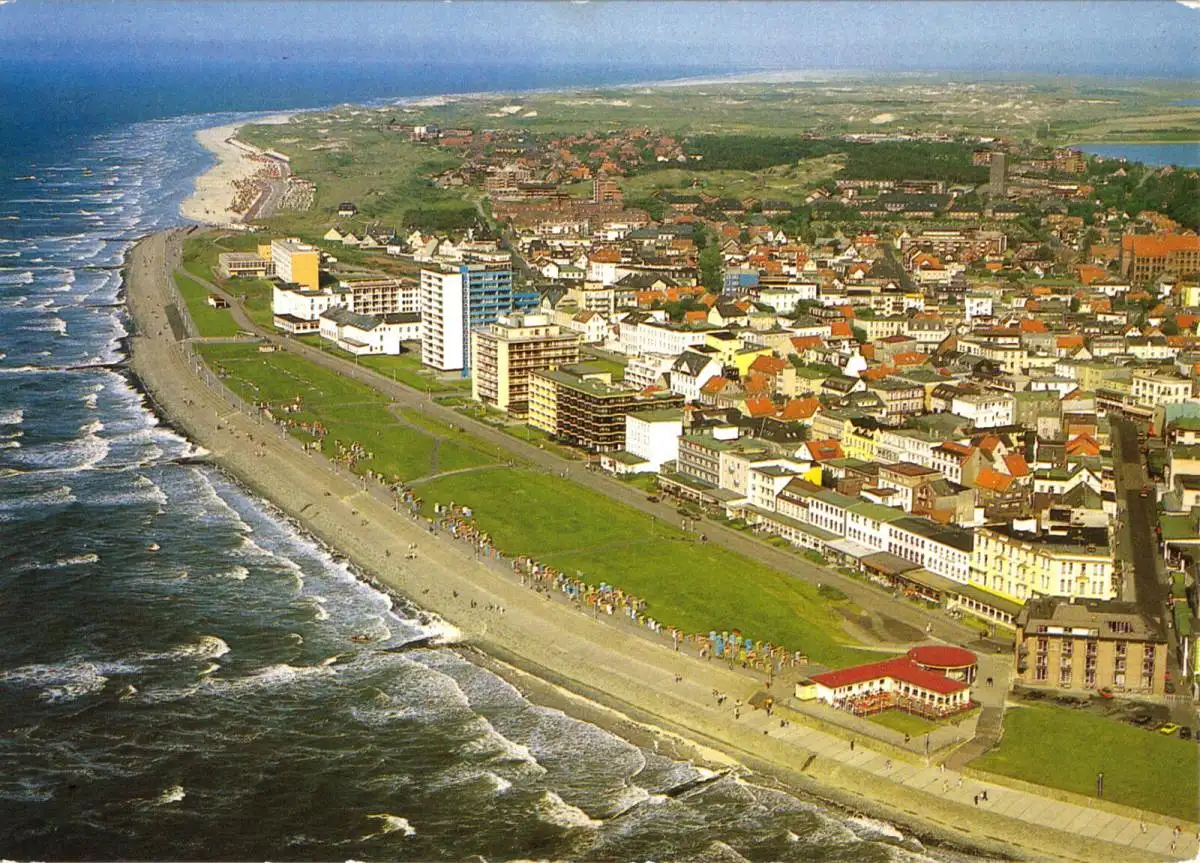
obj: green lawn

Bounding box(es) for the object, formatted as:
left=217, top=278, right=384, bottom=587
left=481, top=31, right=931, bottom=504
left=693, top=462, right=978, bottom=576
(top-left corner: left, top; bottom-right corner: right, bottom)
left=174, top=273, right=239, bottom=338
left=972, top=704, right=1199, bottom=821
left=197, top=343, right=495, bottom=480
left=417, top=468, right=884, bottom=668
left=303, top=339, right=470, bottom=394
left=868, top=710, right=939, bottom=736
left=618, top=157, right=846, bottom=206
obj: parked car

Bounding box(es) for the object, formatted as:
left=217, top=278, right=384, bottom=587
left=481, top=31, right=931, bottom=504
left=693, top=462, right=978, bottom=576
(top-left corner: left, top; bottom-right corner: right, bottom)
left=1180, top=727, right=1193, bottom=740
left=1158, top=722, right=1180, bottom=736
left=646, top=495, right=660, bottom=503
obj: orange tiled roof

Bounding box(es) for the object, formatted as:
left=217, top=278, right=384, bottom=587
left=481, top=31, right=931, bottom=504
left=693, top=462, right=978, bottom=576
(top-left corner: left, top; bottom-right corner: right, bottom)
left=1065, top=434, right=1101, bottom=457
left=750, top=355, right=788, bottom=376
left=780, top=397, right=820, bottom=420
left=744, top=373, right=771, bottom=395
left=1019, top=319, right=1048, bottom=334
left=744, top=396, right=776, bottom=417
left=892, top=351, right=929, bottom=367
left=700, top=376, right=730, bottom=395
left=806, top=439, right=845, bottom=461
left=829, top=321, right=853, bottom=338
left=1056, top=334, right=1085, bottom=350
left=974, top=467, right=1014, bottom=492
left=684, top=310, right=708, bottom=323
left=791, top=336, right=822, bottom=352
left=1176, top=314, right=1198, bottom=332
left=1128, top=232, right=1200, bottom=259
left=1003, top=453, right=1030, bottom=477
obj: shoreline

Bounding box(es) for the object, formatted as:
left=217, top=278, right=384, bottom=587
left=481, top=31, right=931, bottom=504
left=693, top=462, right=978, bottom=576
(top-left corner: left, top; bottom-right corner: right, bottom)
left=123, top=229, right=1190, bottom=863
left=180, top=113, right=296, bottom=227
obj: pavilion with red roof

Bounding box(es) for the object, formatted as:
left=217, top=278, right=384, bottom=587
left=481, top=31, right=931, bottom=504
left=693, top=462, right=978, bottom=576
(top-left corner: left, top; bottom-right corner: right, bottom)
left=802, top=655, right=972, bottom=719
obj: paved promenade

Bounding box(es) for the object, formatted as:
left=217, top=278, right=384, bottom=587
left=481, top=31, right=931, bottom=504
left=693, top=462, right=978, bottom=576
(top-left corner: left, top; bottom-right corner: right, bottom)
left=134, top=231, right=1197, bottom=863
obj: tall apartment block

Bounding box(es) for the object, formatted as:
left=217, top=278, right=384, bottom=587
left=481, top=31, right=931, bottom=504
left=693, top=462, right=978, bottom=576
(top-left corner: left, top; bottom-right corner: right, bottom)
left=988, top=152, right=1007, bottom=200
left=470, top=312, right=583, bottom=417
left=419, top=257, right=538, bottom=372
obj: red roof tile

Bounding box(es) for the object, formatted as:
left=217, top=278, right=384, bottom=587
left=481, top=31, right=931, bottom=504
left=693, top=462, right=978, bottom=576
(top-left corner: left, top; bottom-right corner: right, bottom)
left=810, top=657, right=968, bottom=695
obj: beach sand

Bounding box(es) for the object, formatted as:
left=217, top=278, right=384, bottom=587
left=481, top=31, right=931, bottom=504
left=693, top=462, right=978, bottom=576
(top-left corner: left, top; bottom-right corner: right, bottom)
left=179, top=113, right=295, bottom=226
left=125, top=230, right=1193, bottom=863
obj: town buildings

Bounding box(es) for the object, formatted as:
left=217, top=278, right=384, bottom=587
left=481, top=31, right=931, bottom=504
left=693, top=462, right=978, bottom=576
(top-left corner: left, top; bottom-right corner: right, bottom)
left=470, top=312, right=582, bottom=417
left=420, top=258, right=538, bottom=372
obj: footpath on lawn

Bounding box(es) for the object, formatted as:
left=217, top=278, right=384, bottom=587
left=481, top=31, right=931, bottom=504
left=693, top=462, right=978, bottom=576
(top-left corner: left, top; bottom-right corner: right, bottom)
left=130, top=228, right=1198, bottom=861
left=179, top=227, right=1198, bottom=833
left=200, top=338, right=877, bottom=670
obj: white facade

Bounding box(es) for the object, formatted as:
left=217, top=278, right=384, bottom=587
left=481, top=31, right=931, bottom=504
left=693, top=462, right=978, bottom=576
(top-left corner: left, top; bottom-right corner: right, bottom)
left=951, top=393, right=1015, bottom=429
left=420, top=269, right=465, bottom=371
left=618, top=319, right=709, bottom=358
left=1130, top=373, right=1192, bottom=407
left=272, top=285, right=347, bottom=322
left=624, top=354, right=676, bottom=389
left=625, top=412, right=683, bottom=473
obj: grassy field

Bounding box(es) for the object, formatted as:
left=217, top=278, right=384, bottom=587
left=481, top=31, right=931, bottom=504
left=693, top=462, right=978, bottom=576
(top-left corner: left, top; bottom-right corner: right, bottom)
left=198, top=342, right=495, bottom=481
left=174, top=273, right=240, bottom=338
left=868, top=709, right=939, bottom=736
left=416, top=468, right=884, bottom=668
left=305, top=339, right=471, bottom=393
left=619, top=156, right=846, bottom=205
left=252, top=78, right=1200, bottom=143
left=972, top=704, right=1199, bottom=821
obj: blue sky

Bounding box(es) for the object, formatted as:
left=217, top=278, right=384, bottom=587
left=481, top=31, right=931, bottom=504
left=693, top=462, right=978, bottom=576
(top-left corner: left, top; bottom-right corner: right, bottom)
left=1, top=1, right=1197, bottom=78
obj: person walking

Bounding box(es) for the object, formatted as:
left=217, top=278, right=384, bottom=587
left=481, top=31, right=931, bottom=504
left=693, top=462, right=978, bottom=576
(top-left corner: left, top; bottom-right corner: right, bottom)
left=849, top=740, right=855, bottom=752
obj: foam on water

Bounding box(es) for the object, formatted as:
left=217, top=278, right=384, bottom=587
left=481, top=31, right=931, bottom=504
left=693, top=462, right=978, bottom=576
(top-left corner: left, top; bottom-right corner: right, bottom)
left=366, top=814, right=415, bottom=838
left=535, top=791, right=602, bottom=830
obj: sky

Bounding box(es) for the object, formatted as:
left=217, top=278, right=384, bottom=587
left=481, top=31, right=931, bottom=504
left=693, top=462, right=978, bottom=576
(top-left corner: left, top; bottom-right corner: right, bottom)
left=0, top=0, right=1197, bottom=78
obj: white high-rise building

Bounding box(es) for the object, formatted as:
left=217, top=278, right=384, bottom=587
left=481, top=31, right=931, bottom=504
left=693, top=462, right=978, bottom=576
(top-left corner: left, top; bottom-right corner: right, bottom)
left=420, top=268, right=465, bottom=372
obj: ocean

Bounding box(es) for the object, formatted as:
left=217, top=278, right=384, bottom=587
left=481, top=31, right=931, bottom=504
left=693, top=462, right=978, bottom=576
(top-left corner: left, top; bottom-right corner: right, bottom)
left=0, top=58, right=983, bottom=861
left=1076, top=142, right=1200, bottom=168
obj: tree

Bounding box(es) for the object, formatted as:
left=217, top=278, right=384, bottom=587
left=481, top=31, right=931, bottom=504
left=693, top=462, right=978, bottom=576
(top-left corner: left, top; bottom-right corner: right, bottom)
left=699, top=245, right=723, bottom=294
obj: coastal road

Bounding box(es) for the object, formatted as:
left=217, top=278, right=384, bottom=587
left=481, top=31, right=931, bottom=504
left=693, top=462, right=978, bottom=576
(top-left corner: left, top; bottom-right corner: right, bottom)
left=128, top=230, right=1195, bottom=863
left=184, top=264, right=993, bottom=655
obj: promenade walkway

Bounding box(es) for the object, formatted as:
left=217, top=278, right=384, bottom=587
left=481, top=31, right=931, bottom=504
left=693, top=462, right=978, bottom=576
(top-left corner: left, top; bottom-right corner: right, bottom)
left=142, top=233, right=1196, bottom=862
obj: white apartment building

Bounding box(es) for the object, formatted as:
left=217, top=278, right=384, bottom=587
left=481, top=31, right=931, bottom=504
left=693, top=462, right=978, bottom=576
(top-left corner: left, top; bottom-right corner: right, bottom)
left=624, top=354, right=676, bottom=389
left=618, top=318, right=711, bottom=357
left=272, top=285, right=348, bottom=332
left=1130, top=372, right=1192, bottom=408
left=951, top=393, right=1015, bottom=429
left=971, top=523, right=1115, bottom=603
left=339, top=276, right=420, bottom=316
left=420, top=268, right=465, bottom=371
left=624, top=409, right=684, bottom=473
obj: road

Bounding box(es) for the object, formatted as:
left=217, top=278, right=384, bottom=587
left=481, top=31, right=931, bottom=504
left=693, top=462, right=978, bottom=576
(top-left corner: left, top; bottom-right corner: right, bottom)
left=245, top=155, right=290, bottom=220
left=1112, top=418, right=1193, bottom=725
left=181, top=266, right=1005, bottom=658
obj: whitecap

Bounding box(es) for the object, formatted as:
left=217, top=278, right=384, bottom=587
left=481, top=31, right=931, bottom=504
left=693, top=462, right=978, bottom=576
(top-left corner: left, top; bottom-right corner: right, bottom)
left=154, top=785, right=185, bottom=805
left=366, top=813, right=415, bottom=838
left=221, top=565, right=250, bottom=581
left=534, top=791, right=602, bottom=830
left=0, top=408, right=23, bottom=425
left=138, top=635, right=231, bottom=663
left=0, top=661, right=110, bottom=702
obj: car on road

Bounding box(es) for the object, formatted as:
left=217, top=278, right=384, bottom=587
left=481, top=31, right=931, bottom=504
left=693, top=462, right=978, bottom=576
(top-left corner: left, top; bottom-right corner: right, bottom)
left=1181, top=727, right=1193, bottom=740
left=1158, top=722, right=1180, bottom=736
left=646, top=495, right=660, bottom=503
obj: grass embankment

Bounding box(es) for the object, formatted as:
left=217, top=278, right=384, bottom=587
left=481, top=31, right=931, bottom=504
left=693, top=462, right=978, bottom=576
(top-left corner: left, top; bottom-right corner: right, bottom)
left=174, top=273, right=240, bottom=338
left=199, top=342, right=879, bottom=668
left=417, top=468, right=884, bottom=668
left=867, top=710, right=941, bottom=736
left=198, top=342, right=494, bottom=480
left=972, top=704, right=1199, bottom=822
left=618, top=156, right=846, bottom=205
left=298, top=336, right=470, bottom=394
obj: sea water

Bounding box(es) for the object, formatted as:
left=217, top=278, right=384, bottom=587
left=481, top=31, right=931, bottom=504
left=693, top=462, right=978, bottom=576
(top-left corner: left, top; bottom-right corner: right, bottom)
left=0, top=60, right=989, bottom=861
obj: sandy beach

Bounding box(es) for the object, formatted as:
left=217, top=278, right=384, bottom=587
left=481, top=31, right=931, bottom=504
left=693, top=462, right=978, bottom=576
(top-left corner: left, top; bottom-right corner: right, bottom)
left=125, top=230, right=1195, bottom=863
left=179, top=113, right=296, bottom=226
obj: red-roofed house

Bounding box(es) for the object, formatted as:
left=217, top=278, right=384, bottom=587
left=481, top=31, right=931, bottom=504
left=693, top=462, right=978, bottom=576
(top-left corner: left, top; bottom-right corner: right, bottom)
left=804, top=657, right=971, bottom=717
left=800, top=439, right=845, bottom=462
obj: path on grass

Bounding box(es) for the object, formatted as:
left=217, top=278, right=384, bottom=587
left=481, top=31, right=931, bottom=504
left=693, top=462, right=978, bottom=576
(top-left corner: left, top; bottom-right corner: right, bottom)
left=128, top=230, right=1198, bottom=862
left=192, top=275, right=991, bottom=654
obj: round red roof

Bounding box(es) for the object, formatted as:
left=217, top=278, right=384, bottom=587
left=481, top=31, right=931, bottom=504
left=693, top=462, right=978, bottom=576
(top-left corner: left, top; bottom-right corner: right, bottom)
left=907, top=645, right=977, bottom=669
